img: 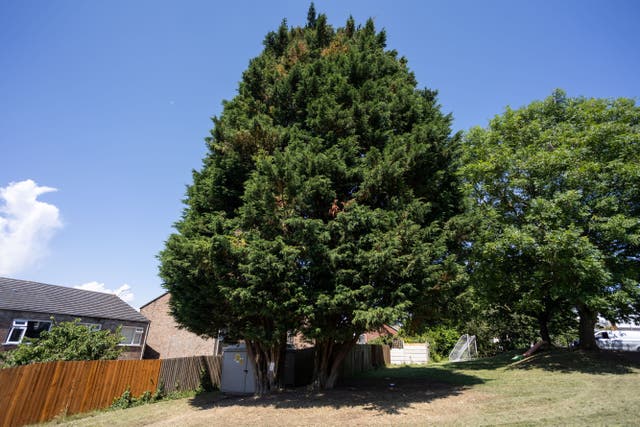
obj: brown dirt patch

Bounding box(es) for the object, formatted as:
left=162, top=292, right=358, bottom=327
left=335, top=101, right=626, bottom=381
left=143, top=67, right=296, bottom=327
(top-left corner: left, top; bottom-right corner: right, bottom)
left=171, top=376, right=488, bottom=426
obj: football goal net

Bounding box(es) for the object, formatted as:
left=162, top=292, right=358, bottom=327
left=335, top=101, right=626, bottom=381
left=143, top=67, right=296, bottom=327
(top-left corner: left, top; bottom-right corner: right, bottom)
left=449, top=334, right=478, bottom=362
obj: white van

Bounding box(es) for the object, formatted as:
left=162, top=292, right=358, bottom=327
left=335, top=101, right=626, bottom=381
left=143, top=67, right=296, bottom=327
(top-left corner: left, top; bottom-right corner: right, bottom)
left=595, top=330, right=640, bottom=352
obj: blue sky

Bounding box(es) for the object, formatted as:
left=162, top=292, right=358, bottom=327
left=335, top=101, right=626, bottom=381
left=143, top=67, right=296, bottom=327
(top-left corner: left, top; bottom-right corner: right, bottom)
left=1, top=0, right=639, bottom=308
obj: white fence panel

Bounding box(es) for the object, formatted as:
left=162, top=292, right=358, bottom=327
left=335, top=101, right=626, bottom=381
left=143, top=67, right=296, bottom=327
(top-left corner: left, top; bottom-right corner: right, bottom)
left=390, top=343, right=429, bottom=365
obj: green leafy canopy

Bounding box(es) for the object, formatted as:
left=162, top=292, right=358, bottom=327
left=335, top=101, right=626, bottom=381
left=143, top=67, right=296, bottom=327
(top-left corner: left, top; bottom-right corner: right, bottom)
left=460, top=90, right=640, bottom=348
left=2, top=319, right=123, bottom=367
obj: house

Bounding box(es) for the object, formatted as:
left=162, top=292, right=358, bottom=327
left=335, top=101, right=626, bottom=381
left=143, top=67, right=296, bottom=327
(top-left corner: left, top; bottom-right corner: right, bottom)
left=0, top=277, right=149, bottom=360
left=140, top=292, right=219, bottom=359
left=358, top=324, right=399, bottom=344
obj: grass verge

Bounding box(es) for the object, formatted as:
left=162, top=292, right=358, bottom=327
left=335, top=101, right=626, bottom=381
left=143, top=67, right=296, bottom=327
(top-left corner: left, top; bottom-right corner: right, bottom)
left=40, top=349, right=640, bottom=426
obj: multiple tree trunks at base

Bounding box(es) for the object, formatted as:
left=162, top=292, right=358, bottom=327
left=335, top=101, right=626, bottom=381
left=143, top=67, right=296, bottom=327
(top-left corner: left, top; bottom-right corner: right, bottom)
left=245, top=340, right=287, bottom=395
left=314, top=338, right=358, bottom=390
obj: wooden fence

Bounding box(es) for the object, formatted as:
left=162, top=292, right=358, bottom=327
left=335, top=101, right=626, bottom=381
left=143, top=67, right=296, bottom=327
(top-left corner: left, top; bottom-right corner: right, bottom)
left=0, top=359, right=161, bottom=427
left=373, top=344, right=391, bottom=367
left=284, top=347, right=315, bottom=387
left=0, top=346, right=385, bottom=427
left=0, top=356, right=221, bottom=427
left=159, top=355, right=221, bottom=393
left=340, top=344, right=390, bottom=378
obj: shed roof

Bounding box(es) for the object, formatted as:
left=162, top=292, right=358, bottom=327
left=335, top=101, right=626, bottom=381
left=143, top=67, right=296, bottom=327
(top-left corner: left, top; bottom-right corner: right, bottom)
left=0, top=277, right=148, bottom=323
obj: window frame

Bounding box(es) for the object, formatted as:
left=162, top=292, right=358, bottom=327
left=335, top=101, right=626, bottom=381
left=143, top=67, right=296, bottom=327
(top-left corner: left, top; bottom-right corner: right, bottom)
left=118, top=326, right=144, bottom=346
left=79, top=323, right=102, bottom=332
left=5, top=319, right=53, bottom=344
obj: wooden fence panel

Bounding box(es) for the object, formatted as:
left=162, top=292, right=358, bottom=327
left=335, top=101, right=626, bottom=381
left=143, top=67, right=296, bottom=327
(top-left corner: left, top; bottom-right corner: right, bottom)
left=159, top=357, right=201, bottom=393
left=158, top=355, right=222, bottom=394
left=341, top=344, right=385, bottom=378
left=0, top=367, right=22, bottom=423
left=292, top=348, right=315, bottom=387
left=0, top=359, right=161, bottom=427
left=203, top=355, right=222, bottom=388
left=383, top=345, right=391, bottom=366
left=371, top=344, right=391, bottom=368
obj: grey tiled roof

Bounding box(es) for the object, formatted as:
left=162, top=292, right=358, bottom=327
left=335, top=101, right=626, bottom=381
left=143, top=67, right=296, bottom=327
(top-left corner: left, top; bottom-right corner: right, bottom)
left=0, top=277, right=148, bottom=323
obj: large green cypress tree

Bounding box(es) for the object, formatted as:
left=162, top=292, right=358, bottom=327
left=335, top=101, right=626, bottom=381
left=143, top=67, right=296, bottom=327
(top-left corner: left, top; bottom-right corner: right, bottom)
left=159, top=6, right=460, bottom=392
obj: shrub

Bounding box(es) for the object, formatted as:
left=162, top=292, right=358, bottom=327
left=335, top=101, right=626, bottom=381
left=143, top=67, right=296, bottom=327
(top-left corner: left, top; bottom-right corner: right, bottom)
left=368, top=336, right=393, bottom=346
left=425, top=326, right=461, bottom=362
left=111, top=388, right=134, bottom=409
left=3, top=318, right=123, bottom=367
left=111, top=388, right=158, bottom=410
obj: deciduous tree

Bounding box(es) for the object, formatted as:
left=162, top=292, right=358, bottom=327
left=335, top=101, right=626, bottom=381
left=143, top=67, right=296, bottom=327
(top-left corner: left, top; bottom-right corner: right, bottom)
left=460, top=90, right=640, bottom=350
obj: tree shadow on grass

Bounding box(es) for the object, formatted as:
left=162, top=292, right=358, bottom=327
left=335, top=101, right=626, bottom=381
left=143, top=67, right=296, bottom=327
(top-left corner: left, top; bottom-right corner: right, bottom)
left=508, top=349, right=640, bottom=375
left=444, top=352, right=519, bottom=371
left=442, top=348, right=640, bottom=375
left=189, top=368, right=484, bottom=415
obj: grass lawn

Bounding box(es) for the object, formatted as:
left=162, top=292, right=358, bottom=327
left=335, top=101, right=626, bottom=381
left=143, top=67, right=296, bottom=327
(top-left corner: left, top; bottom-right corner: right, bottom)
left=42, top=350, right=640, bottom=426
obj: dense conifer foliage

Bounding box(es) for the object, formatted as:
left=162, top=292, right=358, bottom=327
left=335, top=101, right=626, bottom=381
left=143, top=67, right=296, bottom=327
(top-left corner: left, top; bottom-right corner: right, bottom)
left=159, top=6, right=460, bottom=391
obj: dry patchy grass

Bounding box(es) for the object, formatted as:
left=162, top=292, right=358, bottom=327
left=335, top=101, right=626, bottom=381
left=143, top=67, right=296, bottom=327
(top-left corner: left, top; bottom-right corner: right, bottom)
left=43, top=350, right=640, bottom=426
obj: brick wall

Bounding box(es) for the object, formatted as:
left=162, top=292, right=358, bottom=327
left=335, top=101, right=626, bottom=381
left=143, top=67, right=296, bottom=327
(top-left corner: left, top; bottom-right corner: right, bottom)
left=140, top=293, right=217, bottom=359
left=362, top=324, right=398, bottom=344
left=0, top=309, right=147, bottom=360
left=288, top=331, right=314, bottom=349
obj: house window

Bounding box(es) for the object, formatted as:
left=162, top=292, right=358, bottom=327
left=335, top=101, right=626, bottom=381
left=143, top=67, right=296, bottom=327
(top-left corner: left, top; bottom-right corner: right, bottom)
left=6, top=319, right=52, bottom=344
left=119, top=326, right=144, bottom=346
left=80, top=323, right=102, bottom=331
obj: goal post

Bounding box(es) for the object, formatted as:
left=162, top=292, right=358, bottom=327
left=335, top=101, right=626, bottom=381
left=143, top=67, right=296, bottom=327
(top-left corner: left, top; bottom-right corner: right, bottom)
left=449, top=334, right=478, bottom=362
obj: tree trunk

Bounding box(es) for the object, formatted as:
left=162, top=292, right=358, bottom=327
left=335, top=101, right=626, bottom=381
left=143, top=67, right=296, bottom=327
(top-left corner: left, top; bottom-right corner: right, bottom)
left=324, top=341, right=355, bottom=389
left=313, top=338, right=333, bottom=389
left=245, top=339, right=286, bottom=395
left=314, top=338, right=357, bottom=389
left=537, top=313, right=551, bottom=344
left=577, top=303, right=598, bottom=351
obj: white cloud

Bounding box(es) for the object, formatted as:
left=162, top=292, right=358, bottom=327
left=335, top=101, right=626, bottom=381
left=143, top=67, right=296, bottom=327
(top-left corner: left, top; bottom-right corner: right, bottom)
left=0, top=180, right=62, bottom=275
left=75, top=281, right=135, bottom=304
